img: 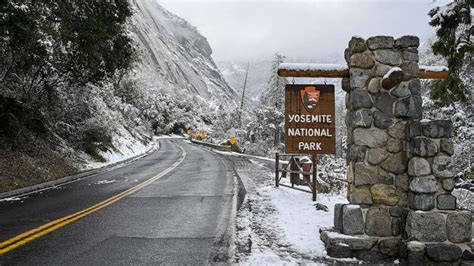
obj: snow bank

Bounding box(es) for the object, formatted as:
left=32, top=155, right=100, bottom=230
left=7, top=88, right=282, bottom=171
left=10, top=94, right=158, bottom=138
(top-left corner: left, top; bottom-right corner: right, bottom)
left=278, top=63, right=348, bottom=72
left=419, top=65, right=448, bottom=72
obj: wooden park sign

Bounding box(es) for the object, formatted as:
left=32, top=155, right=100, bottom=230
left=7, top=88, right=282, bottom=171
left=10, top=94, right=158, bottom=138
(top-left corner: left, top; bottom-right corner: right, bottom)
left=284, top=84, right=336, bottom=154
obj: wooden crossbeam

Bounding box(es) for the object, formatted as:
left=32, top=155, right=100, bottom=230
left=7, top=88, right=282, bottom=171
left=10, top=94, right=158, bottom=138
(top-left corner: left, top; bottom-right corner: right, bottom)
left=277, top=63, right=449, bottom=79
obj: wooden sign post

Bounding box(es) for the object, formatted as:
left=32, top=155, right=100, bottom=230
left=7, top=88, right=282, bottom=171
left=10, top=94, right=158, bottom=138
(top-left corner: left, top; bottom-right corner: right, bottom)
left=275, top=84, right=336, bottom=201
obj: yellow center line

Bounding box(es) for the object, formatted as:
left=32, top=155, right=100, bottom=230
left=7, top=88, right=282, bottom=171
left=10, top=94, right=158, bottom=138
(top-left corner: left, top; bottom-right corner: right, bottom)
left=0, top=145, right=187, bottom=255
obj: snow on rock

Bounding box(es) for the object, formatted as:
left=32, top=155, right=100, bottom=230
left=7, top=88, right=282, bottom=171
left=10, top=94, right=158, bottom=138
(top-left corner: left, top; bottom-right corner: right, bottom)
left=278, top=63, right=348, bottom=72
left=382, top=66, right=402, bottom=80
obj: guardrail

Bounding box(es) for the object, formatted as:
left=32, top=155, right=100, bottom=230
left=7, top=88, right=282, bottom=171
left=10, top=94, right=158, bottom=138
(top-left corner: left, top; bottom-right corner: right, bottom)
left=190, top=139, right=232, bottom=152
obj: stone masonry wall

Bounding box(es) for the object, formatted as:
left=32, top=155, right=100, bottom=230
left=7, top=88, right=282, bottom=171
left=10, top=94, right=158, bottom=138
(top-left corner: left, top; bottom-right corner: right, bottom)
left=320, top=35, right=473, bottom=264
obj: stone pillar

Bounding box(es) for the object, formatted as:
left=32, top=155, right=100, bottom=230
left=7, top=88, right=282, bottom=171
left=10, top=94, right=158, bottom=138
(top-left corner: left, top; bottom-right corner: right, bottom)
left=320, top=35, right=473, bottom=264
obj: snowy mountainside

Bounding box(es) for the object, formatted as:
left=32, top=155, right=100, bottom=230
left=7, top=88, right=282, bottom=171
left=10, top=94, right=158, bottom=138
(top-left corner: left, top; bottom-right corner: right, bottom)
left=130, top=0, right=236, bottom=103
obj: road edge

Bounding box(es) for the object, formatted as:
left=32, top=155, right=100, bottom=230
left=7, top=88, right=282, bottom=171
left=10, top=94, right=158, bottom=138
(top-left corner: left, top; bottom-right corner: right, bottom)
left=0, top=140, right=161, bottom=200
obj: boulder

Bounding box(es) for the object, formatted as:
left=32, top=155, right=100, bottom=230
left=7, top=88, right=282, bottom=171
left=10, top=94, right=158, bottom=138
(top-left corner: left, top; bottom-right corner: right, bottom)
left=374, top=49, right=402, bottom=66
left=446, top=211, right=472, bottom=243
left=354, top=162, right=381, bottom=186
left=333, top=204, right=344, bottom=232
left=407, top=78, right=421, bottom=95
left=442, top=178, right=455, bottom=191
left=406, top=211, right=447, bottom=242
left=462, top=250, right=474, bottom=261
left=408, top=157, right=431, bottom=176
left=326, top=244, right=352, bottom=258
left=357, top=250, right=389, bottom=263
left=371, top=184, right=400, bottom=206
left=320, top=230, right=378, bottom=250
left=394, top=175, right=409, bottom=192
left=349, top=185, right=373, bottom=204
left=374, top=63, right=391, bottom=77
left=367, top=78, right=381, bottom=94
left=378, top=238, right=403, bottom=257
left=399, top=62, right=419, bottom=80
left=349, top=145, right=367, bottom=162
left=391, top=81, right=411, bottom=98
left=402, top=50, right=419, bottom=62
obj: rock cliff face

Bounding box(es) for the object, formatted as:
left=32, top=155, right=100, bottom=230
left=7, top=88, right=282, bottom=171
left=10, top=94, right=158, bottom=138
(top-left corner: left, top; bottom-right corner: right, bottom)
left=130, top=0, right=236, bottom=102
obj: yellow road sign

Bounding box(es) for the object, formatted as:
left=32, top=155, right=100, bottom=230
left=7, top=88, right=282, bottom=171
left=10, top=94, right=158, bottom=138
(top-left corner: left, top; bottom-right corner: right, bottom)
left=229, top=137, right=236, bottom=145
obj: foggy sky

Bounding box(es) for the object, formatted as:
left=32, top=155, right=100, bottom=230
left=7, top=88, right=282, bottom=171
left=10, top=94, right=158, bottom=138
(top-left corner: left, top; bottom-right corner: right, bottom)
left=156, top=0, right=450, bottom=62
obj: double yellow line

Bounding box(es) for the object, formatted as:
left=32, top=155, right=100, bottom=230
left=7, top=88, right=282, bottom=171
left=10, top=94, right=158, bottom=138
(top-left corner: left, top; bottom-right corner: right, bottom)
left=0, top=145, right=186, bottom=255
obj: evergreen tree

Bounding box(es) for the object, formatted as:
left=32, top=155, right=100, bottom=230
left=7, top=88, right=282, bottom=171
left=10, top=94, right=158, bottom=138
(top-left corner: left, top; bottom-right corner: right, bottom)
left=428, top=0, right=473, bottom=106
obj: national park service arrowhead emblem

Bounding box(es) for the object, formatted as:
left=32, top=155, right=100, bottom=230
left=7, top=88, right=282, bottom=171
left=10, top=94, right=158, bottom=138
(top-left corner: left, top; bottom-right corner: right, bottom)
left=300, top=86, right=320, bottom=112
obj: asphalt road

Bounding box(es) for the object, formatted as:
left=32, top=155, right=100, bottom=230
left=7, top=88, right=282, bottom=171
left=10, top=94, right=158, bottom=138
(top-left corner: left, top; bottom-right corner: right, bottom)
left=0, top=139, right=236, bottom=265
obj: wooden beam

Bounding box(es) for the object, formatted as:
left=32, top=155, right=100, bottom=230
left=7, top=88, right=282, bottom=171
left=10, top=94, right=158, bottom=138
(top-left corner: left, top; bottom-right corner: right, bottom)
left=278, top=63, right=448, bottom=79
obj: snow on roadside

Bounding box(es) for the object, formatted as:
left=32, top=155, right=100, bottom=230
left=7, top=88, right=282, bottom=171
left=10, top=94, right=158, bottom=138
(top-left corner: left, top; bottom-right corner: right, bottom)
left=233, top=155, right=348, bottom=264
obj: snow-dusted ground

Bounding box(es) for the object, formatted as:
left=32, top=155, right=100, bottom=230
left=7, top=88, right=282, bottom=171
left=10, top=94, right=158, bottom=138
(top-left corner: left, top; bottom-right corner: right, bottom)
left=229, top=155, right=349, bottom=264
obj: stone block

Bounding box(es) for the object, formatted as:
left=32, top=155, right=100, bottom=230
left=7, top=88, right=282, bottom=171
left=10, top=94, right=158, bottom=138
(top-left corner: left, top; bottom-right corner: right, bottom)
left=408, top=157, right=431, bottom=176
left=389, top=207, right=406, bottom=217
left=446, top=211, right=472, bottom=243
left=442, top=178, right=455, bottom=191
left=375, top=91, right=396, bottom=115
left=367, top=78, right=381, bottom=94
left=334, top=203, right=344, bottom=232
left=433, top=155, right=455, bottom=179
left=407, top=120, right=422, bottom=139
left=353, top=162, right=380, bottom=186
left=357, top=250, right=389, bottom=263
left=350, top=109, right=372, bottom=128
left=374, top=49, right=402, bottom=66
left=371, top=184, right=400, bottom=206
left=341, top=77, right=351, bottom=92
left=394, top=174, right=409, bottom=192
left=349, top=145, right=367, bottom=162
left=399, top=62, right=419, bottom=80
left=440, top=138, right=454, bottom=155
left=407, top=253, right=425, bottom=265
left=408, top=192, right=435, bottom=211
left=353, top=128, right=389, bottom=148
left=421, top=120, right=453, bottom=139
left=409, top=176, right=438, bottom=194
left=395, top=35, right=420, bottom=48
left=349, top=185, right=373, bottom=205
left=350, top=69, right=372, bottom=90
left=462, top=250, right=474, bottom=261
left=392, top=217, right=401, bottom=236
left=326, top=244, right=352, bottom=258
left=378, top=238, right=402, bottom=257
left=367, top=148, right=388, bottom=166
left=410, top=137, right=438, bottom=157
left=380, top=152, right=407, bottom=175
left=342, top=205, right=364, bottom=235
left=406, top=211, right=447, bottom=242
left=348, top=36, right=367, bottom=55
left=367, top=36, right=394, bottom=50
left=386, top=138, right=403, bottom=153
left=402, top=50, right=419, bottom=62
left=388, top=121, right=407, bottom=139
left=394, top=96, right=422, bottom=119
left=373, top=111, right=393, bottom=129
left=320, top=230, right=378, bottom=250
left=374, top=63, right=391, bottom=77
left=379, top=173, right=394, bottom=185
left=365, top=207, right=392, bottom=236
left=407, top=79, right=421, bottom=96
left=350, top=52, right=375, bottom=69
left=391, top=81, right=411, bottom=98
left=426, top=243, right=462, bottom=262
left=437, top=193, right=456, bottom=210
left=350, top=88, right=373, bottom=109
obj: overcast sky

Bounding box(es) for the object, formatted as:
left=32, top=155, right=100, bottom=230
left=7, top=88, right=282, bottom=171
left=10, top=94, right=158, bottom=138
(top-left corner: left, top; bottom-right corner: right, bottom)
left=156, top=0, right=450, bottom=62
